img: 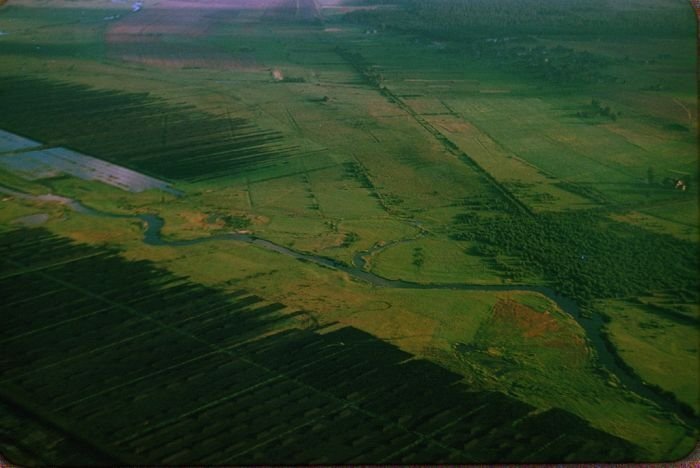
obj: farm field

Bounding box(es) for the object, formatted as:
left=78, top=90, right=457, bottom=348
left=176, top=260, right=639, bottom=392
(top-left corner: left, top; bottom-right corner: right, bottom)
left=0, top=0, right=697, bottom=464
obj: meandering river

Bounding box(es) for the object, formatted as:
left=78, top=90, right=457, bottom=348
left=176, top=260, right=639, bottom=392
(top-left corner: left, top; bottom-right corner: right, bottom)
left=2, top=183, right=694, bottom=426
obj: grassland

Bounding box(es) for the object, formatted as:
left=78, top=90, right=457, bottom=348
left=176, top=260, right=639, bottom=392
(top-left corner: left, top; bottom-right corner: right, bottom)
left=370, top=238, right=510, bottom=284
left=0, top=0, right=697, bottom=463
left=600, top=299, right=699, bottom=412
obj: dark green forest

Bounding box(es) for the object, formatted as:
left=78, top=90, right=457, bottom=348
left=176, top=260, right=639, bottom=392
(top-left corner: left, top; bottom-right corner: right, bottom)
left=451, top=211, right=699, bottom=305
left=344, top=0, right=695, bottom=39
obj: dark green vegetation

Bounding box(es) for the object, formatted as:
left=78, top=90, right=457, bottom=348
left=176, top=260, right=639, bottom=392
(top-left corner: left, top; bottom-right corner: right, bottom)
left=0, top=76, right=298, bottom=181
left=451, top=211, right=699, bottom=306
left=0, top=228, right=636, bottom=464
left=207, top=213, right=251, bottom=230
left=449, top=207, right=699, bottom=421
left=346, top=0, right=694, bottom=39
left=577, top=99, right=621, bottom=121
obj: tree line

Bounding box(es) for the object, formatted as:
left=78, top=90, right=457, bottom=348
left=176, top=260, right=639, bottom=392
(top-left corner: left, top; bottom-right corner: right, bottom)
left=343, top=0, right=695, bottom=40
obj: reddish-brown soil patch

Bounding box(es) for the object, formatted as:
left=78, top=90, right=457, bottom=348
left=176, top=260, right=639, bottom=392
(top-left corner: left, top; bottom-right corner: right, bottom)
left=491, top=298, right=561, bottom=339
left=488, top=298, right=586, bottom=352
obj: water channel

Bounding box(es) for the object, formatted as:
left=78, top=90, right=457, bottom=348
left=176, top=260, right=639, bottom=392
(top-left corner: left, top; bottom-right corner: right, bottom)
left=1, top=183, right=694, bottom=427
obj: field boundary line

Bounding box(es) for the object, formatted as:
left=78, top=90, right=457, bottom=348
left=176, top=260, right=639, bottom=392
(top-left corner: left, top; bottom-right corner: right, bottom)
left=114, top=374, right=286, bottom=446
left=0, top=252, right=106, bottom=281
left=220, top=406, right=345, bottom=463
left=53, top=350, right=223, bottom=413
left=376, top=400, right=492, bottom=463
left=1, top=305, right=113, bottom=345
left=0, top=385, right=125, bottom=464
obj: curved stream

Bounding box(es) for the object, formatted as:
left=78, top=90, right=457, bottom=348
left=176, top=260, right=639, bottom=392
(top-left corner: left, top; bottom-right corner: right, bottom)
left=2, top=184, right=694, bottom=426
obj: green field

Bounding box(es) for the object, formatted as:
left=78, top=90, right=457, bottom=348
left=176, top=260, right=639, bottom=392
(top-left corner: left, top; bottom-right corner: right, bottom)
left=601, top=299, right=699, bottom=411
left=0, top=0, right=697, bottom=463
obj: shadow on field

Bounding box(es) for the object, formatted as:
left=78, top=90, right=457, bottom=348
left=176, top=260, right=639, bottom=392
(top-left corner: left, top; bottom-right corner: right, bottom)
left=0, top=76, right=298, bottom=181
left=0, top=228, right=637, bottom=464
